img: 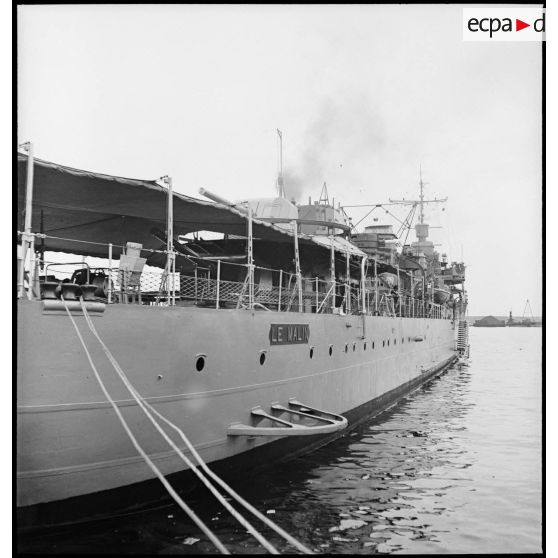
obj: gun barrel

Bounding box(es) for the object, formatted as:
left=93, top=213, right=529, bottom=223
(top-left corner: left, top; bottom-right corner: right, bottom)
left=199, top=187, right=234, bottom=206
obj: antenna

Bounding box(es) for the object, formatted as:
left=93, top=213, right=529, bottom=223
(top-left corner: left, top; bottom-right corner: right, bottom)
left=276, top=129, right=286, bottom=198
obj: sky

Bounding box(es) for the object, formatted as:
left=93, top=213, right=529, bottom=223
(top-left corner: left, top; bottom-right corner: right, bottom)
left=17, top=4, right=543, bottom=316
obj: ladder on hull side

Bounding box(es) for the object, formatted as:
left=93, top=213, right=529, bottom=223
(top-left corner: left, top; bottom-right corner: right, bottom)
left=456, top=319, right=470, bottom=358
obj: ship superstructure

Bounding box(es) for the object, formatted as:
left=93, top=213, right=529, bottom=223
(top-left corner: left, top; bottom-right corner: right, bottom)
left=16, top=143, right=467, bottom=527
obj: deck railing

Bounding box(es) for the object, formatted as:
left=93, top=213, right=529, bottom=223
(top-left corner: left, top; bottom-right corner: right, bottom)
left=19, top=226, right=458, bottom=320
left=33, top=259, right=452, bottom=320
left=19, top=225, right=454, bottom=320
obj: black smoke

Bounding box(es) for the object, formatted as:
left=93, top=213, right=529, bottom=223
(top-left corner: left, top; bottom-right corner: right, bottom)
left=282, top=92, right=386, bottom=203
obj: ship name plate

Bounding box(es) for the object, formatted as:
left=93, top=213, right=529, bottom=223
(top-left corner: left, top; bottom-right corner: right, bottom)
left=269, top=323, right=310, bottom=345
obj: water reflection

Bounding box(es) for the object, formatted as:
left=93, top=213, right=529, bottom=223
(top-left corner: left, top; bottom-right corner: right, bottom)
left=240, top=363, right=476, bottom=554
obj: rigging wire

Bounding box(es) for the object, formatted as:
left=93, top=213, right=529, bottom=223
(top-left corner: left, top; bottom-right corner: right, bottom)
left=380, top=206, right=406, bottom=227
left=396, top=203, right=417, bottom=239
left=401, top=204, right=418, bottom=248
left=350, top=205, right=380, bottom=232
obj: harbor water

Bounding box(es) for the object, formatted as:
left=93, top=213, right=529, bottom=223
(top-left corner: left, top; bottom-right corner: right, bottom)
left=18, top=327, right=542, bottom=554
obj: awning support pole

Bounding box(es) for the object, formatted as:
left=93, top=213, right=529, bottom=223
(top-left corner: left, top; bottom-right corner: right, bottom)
left=248, top=207, right=254, bottom=310
left=360, top=256, right=368, bottom=315
left=330, top=236, right=336, bottom=311
left=374, top=258, right=378, bottom=313
left=163, top=176, right=175, bottom=306
left=396, top=264, right=401, bottom=317
left=172, top=248, right=176, bottom=306
left=360, top=255, right=368, bottom=338
left=410, top=270, right=414, bottom=318
left=107, top=243, right=113, bottom=303
left=216, top=260, right=221, bottom=309
left=345, top=251, right=350, bottom=314
left=292, top=220, right=302, bottom=312
left=422, top=276, right=425, bottom=317
left=19, top=142, right=34, bottom=299
left=28, top=236, right=37, bottom=300
left=278, top=269, right=282, bottom=311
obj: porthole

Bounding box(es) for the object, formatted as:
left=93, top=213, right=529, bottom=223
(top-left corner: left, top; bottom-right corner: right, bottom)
left=329, top=345, right=333, bottom=356
left=387, top=340, right=390, bottom=347
left=344, top=343, right=349, bottom=353
left=353, top=343, right=356, bottom=352
left=402, top=337, right=404, bottom=344
left=383, top=340, right=385, bottom=348
left=364, top=342, right=367, bottom=351
left=259, top=351, right=267, bottom=366
left=309, top=346, right=315, bottom=359
left=372, top=341, right=375, bottom=349
left=195, top=355, right=206, bottom=372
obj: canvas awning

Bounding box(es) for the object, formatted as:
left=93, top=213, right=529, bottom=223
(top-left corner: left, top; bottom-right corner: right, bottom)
left=17, top=153, right=368, bottom=262
left=16, top=154, right=288, bottom=257
left=311, top=235, right=366, bottom=257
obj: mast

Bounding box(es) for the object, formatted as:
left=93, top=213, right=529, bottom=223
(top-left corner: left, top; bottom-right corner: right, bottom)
left=389, top=168, right=447, bottom=244
left=419, top=165, right=425, bottom=224
left=277, top=129, right=286, bottom=199
left=319, top=182, right=330, bottom=205
left=390, top=168, right=447, bottom=219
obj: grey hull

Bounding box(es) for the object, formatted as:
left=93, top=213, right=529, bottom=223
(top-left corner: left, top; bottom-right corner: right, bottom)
left=17, top=300, right=457, bottom=514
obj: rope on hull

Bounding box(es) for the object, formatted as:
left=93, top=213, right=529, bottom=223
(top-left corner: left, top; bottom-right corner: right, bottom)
left=63, top=295, right=313, bottom=555
left=61, top=296, right=230, bottom=554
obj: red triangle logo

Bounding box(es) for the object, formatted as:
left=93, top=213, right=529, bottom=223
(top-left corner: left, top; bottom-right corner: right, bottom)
left=516, top=19, right=530, bottom=31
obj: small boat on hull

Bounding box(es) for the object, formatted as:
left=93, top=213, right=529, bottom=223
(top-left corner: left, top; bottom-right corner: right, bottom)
left=433, top=287, right=451, bottom=304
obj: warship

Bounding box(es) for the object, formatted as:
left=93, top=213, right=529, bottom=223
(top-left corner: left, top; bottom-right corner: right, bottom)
left=16, top=141, right=469, bottom=529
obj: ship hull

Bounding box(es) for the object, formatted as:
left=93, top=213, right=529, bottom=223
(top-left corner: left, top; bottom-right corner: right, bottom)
left=17, top=300, right=457, bottom=523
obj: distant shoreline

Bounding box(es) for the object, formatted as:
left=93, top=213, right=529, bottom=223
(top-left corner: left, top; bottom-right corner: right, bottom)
left=467, top=316, right=542, bottom=325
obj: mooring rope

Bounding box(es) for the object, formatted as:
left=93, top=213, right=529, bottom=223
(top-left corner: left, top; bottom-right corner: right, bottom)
left=76, top=301, right=282, bottom=555
left=79, top=299, right=313, bottom=554
left=61, top=297, right=230, bottom=554
left=68, top=297, right=313, bottom=554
